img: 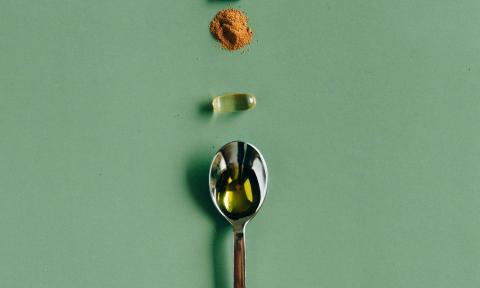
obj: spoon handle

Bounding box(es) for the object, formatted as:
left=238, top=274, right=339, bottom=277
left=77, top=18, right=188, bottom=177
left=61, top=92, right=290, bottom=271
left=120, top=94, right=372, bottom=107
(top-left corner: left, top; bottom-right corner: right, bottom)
left=234, top=230, right=246, bottom=288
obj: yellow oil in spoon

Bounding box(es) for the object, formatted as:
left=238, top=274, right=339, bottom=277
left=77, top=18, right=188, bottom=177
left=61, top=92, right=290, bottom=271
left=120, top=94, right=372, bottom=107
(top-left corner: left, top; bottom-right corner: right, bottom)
left=215, top=165, right=261, bottom=220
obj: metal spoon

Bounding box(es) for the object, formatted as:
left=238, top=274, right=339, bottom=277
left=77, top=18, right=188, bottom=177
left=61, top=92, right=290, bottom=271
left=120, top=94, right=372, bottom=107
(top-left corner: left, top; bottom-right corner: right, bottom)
left=209, top=141, right=268, bottom=288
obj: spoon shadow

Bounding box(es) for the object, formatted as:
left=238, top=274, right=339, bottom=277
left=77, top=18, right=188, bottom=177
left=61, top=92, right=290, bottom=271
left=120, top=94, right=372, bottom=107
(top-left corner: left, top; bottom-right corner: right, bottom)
left=186, top=156, right=230, bottom=288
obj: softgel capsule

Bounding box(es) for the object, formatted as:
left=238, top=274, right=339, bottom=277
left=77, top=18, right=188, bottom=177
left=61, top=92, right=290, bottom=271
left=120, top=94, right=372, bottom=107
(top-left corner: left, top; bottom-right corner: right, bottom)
left=212, top=93, right=256, bottom=112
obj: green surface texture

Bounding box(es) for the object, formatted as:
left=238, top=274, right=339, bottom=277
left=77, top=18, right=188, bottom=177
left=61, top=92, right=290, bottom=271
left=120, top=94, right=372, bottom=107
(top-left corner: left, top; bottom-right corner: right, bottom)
left=1, top=1, right=480, bottom=287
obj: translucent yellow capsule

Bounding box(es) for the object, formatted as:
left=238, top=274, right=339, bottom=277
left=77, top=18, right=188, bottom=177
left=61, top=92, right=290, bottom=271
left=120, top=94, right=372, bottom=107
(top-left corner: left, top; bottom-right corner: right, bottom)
left=212, top=93, right=256, bottom=112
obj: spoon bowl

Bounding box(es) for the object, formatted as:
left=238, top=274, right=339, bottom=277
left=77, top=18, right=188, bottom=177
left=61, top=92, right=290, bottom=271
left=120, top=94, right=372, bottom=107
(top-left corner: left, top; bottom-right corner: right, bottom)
left=209, top=141, right=268, bottom=288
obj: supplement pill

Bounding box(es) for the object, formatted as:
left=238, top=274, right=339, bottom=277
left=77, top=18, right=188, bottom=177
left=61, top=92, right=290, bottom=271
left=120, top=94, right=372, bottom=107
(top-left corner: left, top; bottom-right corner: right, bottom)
left=212, top=93, right=256, bottom=112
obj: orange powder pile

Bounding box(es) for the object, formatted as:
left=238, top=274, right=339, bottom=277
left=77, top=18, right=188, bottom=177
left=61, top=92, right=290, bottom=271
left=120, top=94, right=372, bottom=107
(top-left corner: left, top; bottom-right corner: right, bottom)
left=209, top=9, right=253, bottom=51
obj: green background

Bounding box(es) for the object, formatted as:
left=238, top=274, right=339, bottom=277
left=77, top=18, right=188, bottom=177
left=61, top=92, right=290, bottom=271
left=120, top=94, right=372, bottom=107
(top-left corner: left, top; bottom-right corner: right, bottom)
left=1, top=0, right=480, bottom=287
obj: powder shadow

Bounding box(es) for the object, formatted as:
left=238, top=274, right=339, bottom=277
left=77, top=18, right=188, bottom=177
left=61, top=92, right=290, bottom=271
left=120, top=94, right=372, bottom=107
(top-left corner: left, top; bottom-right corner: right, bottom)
left=186, top=155, right=231, bottom=288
